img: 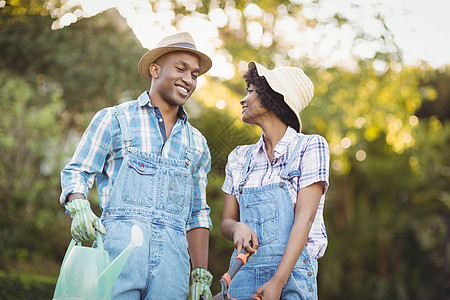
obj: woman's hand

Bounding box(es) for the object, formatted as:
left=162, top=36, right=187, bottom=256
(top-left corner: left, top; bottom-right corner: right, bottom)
left=232, top=222, right=259, bottom=254
left=221, top=193, right=259, bottom=254
left=252, top=278, right=284, bottom=300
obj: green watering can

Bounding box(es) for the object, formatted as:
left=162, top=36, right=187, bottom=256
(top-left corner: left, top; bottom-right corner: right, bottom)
left=53, top=225, right=144, bottom=300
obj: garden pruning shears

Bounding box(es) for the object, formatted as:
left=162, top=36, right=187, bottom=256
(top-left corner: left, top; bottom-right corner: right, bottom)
left=210, top=246, right=261, bottom=300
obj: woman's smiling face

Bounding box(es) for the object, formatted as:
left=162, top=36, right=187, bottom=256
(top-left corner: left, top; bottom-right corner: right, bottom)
left=240, top=84, right=271, bottom=125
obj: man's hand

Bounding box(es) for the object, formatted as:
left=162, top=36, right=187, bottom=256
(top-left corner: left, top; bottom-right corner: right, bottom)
left=189, top=267, right=212, bottom=300
left=64, top=198, right=106, bottom=242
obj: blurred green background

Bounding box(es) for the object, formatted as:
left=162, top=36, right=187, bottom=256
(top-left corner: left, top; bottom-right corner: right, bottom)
left=1, top=0, right=449, bottom=299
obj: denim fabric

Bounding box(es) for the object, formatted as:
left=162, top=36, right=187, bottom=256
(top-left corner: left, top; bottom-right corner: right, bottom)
left=222, top=127, right=330, bottom=259
left=61, top=91, right=212, bottom=230
left=98, top=106, right=194, bottom=299
left=229, top=135, right=318, bottom=300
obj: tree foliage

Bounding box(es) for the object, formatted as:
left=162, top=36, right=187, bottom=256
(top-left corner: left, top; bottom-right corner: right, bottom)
left=0, top=70, right=67, bottom=272
left=0, top=1, right=449, bottom=299
left=0, top=7, right=146, bottom=122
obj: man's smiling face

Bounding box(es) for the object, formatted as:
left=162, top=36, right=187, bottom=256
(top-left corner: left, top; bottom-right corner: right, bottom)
left=152, top=51, right=200, bottom=108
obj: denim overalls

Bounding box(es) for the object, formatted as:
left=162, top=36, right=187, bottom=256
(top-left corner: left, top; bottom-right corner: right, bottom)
left=100, top=105, right=195, bottom=299
left=229, top=135, right=318, bottom=300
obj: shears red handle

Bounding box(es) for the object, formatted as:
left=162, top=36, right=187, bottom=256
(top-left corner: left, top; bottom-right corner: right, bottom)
left=211, top=246, right=259, bottom=300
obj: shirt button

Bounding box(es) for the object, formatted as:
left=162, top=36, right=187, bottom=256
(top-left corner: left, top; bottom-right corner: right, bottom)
left=127, top=147, right=132, bottom=152
left=158, top=118, right=163, bottom=122
left=307, top=271, right=313, bottom=277
left=309, top=288, right=314, bottom=292
left=303, top=259, right=308, bottom=264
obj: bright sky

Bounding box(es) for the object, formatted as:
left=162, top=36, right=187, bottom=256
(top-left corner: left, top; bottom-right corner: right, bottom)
left=381, top=0, right=450, bottom=69
left=55, top=0, right=450, bottom=78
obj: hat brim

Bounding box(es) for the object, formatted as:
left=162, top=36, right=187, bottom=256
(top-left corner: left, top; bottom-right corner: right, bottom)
left=248, top=61, right=303, bottom=132
left=138, top=46, right=212, bottom=81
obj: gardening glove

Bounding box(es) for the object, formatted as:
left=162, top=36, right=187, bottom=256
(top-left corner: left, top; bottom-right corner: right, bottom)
left=64, top=198, right=106, bottom=242
left=189, top=267, right=213, bottom=300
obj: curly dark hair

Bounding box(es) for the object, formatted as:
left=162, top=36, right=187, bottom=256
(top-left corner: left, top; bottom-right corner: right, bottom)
left=243, top=67, right=299, bottom=131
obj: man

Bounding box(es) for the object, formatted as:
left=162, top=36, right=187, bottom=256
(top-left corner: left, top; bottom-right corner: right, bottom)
left=60, top=32, right=213, bottom=299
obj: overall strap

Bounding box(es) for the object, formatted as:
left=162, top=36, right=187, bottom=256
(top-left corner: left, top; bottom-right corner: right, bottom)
left=184, top=122, right=194, bottom=170
left=280, top=134, right=306, bottom=182
left=113, top=105, right=134, bottom=149
left=238, top=144, right=256, bottom=194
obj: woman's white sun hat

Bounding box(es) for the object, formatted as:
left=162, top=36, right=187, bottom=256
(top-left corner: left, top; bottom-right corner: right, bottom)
left=248, top=61, right=314, bottom=132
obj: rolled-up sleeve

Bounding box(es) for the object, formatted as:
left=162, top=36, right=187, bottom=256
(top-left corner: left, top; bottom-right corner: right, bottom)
left=186, top=138, right=212, bottom=231
left=60, top=108, right=112, bottom=204
left=298, top=135, right=330, bottom=193
left=221, top=148, right=239, bottom=197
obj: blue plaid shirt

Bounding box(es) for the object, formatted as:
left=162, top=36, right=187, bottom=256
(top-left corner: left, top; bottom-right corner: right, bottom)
left=61, top=91, right=212, bottom=230
left=222, top=127, right=330, bottom=258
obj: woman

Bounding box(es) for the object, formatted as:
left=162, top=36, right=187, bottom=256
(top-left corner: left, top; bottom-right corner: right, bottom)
left=221, top=61, right=330, bottom=300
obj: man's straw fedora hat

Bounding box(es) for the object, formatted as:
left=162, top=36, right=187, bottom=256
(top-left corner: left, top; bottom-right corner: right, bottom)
left=248, top=61, right=314, bottom=132
left=138, top=32, right=212, bottom=81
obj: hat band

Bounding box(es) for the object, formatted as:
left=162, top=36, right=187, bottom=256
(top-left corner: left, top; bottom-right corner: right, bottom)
left=167, top=42, right=197, bottom=50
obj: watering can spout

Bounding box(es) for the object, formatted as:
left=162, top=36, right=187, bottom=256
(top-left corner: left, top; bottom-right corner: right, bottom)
left=98, top=225, right=144, bottom=293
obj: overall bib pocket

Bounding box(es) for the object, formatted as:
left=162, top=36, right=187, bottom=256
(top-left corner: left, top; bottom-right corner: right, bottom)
left=122, top=158, right=158, bottom=207
left=243, top=192, right=279, bottom=245
left=164, top=168, right=190, bottom=214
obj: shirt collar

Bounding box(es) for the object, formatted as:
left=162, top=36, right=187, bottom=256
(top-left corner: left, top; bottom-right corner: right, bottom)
left=138, top=91, right=188, bottom=122
left=256, top=126, right=297, bottom=159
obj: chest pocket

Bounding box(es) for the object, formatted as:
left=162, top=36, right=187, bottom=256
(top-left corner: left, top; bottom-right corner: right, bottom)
left=159, top=145, right=199, bottom=215
left=122, top=158, right=158, bottom=207
left=163, top=168, right=191, bottom=214
left=241, top=190, right=279, bottom=246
